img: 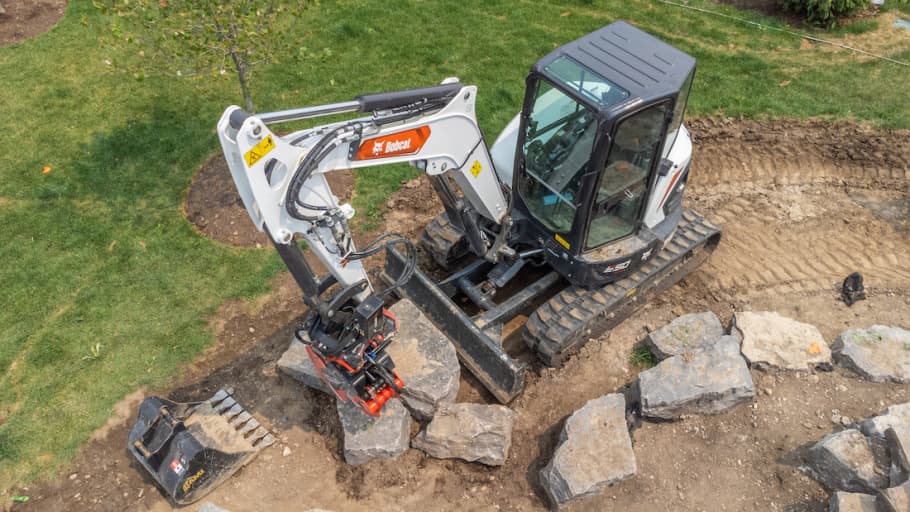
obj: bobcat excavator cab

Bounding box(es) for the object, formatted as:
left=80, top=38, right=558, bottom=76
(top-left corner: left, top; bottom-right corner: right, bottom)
left=129, top=20, right=720, bottom=504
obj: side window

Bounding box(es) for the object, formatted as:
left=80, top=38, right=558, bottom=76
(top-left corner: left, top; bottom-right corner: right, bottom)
left=518, top=80, right=597, bottom=233
left=661, top=69, right=694, bottom=159
left=586, top=102, right=669, bottom=249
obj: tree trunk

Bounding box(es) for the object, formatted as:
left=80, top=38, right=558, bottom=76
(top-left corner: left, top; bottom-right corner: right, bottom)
left=230, top=48, right=254, bottom=113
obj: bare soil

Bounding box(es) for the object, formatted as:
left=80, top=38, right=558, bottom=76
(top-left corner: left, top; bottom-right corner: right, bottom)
left=12, top=117, right=910, bottom=512
left=0, top=0, right=66, bottom=47
left=184, top=153, right=356, bottom=248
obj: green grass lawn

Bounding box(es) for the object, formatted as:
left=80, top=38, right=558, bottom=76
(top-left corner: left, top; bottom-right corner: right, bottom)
left=1, top=0, right=908, bottom=495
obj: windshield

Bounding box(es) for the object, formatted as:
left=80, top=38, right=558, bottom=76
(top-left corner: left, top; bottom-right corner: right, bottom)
left=518, top=79, right=598, bottom=233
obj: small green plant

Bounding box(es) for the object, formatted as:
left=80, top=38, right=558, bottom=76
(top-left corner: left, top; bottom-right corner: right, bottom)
left=630, top=345, right=657, bottom=369
left=82, top=342, right=103, bottom=361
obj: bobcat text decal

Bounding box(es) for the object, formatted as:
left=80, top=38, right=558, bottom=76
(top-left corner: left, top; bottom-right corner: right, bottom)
left=354, top=126, right=431, bottom=160
left=182, top=468, right=205, bottom=494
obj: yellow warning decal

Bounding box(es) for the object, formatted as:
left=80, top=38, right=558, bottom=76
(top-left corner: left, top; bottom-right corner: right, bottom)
left=470, top=160, right=483, bottom=178
left=554, top=233, right=570, bottom=250
left=244, top=134, right=275, bottom=167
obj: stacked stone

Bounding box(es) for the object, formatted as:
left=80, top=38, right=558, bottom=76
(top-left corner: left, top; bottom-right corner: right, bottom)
left=804, top=401, right=910, bottom=512
left=278, top=299, right=514, bottom=466
left=638, top=311, right=756, bottom=419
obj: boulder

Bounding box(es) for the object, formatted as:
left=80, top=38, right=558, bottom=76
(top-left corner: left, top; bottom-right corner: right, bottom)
left=277, top=338, right=332, bottom=394
left=645, top=311, right=725, bottom=360
left=386, top=299, right=460, bottom=420
left=886, top=425, right=910, bottom=483
left=805, top=429, right=889, bottom=493
left=733, top=311, right=831, bottom=370
left=278, top=299, right=460, bottom=421
left=337, top=398, right=411, bottom=465
left=638, top=335, right=755, bottom=419
left=411, top=403, right=514, bottom=466
left=859, top=402, right=910, bottom=439
left=880, top=481, right=910, bottom=512
left=540, top=394, right=636, bottom=508
left=828, top=492, right=879, bottom=512
left=833, top=326, right=910, bottom=383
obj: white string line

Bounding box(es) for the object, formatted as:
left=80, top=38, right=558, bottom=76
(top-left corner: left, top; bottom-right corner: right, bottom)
left=656, top=0, right=910, bottom=67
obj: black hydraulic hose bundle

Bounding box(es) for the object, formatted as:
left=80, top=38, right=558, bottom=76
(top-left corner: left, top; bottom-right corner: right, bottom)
left=285, top=121, right=362, bottom=220
left=283, top=126, right=417, bottom=295
left=342, top=232, right=417, bottom=297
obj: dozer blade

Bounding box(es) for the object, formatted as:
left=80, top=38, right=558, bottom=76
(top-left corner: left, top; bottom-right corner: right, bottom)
left=127, top=388, right=275, bottom=505
left=385, top=208, right=720, bottom=403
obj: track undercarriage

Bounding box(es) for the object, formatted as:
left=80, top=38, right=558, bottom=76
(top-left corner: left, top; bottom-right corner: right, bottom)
left=386, top=209, right=721, bottom=403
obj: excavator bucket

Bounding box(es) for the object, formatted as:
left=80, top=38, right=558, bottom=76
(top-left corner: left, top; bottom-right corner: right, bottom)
left=127, top=389, right=275, bottom=505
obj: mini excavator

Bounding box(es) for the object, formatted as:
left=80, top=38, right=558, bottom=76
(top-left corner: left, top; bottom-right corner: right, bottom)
left=129, top=21, right=720, bottom=503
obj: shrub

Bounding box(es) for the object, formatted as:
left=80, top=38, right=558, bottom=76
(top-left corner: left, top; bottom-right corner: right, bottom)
left=780, top=0, right=871, bottom=27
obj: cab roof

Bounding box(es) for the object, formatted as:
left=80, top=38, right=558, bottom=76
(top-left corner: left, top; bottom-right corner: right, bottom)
left=534, top=20, right=696, bottom=113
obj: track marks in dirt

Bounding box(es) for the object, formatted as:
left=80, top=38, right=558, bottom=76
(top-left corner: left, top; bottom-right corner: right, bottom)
left=689, top=117, right=910, bottom=189
left=686, top=117, right=910, bottom=300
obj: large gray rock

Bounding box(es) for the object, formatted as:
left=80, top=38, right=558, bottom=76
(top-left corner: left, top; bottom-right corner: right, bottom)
left=860, top=403, right=910, bottom=439
left=277, top=299, right=460, bottom=421
left=829, top=492, right=880, bottom=512
left=733, top=311, right=831, bottom=370
left=645, top=311, right=725, bottom=360
left=880, top=481, right=910, bottom=512
left=277, top=338, right=332, bottom=394
left=638, top=335, right=755, bottom=419
left=386, top=299, right=460, bottom=420
left=540, top=394, right=636, bottom=508
left=805, top=429, right=890, bottom=493
left=833, top=326, right=910, bottom=383
left=411, top=403, right=514, bottom=466
left=886, top=425, right=910, bottom=474
left=337, top=398, right=411, bottom=465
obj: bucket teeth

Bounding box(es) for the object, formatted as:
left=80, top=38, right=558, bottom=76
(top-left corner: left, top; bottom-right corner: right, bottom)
left=239, top=418, right=261, bottom=436
left=215, top=396, right=237, bottom=414
left=208, top=389, right=274, bottom=449
left=225, top=403, right=244, bottom=419
left=209, top=389, right=231, bottom=405
left=230, top=411, right=252, bottom=428
left=253, top=431, right=276, bottom=448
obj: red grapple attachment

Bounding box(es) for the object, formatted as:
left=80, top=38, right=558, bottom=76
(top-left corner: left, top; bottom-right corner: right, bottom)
left=299, top=301, right=406, bottom=417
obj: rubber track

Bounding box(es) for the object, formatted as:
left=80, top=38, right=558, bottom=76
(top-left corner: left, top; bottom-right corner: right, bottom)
left=524, top=210, right=721, bottom=367
left=419, top=211, right=467, bottom=270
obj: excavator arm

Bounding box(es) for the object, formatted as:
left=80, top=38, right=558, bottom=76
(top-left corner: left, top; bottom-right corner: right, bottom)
left=216, top=79, right=508, bottom=416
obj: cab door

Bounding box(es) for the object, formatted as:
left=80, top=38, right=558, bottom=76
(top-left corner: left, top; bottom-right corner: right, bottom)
left=584, top=102, right=670, bottom=250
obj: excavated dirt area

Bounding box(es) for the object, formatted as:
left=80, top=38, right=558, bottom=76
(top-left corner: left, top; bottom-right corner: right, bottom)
left=0, top=0, right=67, bottom=47
left=14, top=117, right=910, bottom=512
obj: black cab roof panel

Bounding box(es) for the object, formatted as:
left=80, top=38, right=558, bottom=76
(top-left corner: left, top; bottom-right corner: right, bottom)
left=535, top=20, right=696, bottom=111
